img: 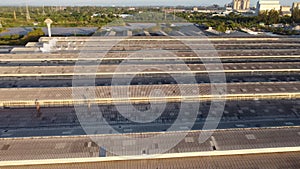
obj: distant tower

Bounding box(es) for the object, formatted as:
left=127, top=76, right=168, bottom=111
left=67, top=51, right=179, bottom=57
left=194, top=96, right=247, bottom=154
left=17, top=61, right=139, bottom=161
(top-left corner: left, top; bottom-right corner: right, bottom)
left=26, top=5, right=31, bottom=21
left=233, top=0, right=250, bottom=11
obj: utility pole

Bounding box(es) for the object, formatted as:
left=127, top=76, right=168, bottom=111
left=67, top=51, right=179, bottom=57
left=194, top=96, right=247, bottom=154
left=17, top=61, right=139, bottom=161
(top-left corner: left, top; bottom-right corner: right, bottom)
left=173, top=8, right=176, bottom=21
left=42, top=5, right=46, bottom=16
left=26, top=5, right=31, bottom=21
left=164, top=8, right=167, bottom=20
left=13, top=11, right=17, bottom=20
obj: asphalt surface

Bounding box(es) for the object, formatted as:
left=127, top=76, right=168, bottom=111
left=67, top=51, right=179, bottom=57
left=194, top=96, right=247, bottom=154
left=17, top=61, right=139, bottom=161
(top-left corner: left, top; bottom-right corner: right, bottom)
left=0, top=27, right=98, bottom=37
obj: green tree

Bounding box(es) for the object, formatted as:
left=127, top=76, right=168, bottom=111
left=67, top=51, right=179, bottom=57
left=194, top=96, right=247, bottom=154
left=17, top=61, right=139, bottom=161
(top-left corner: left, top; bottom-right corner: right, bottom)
left=258, top=10, right=280, bottom=25
left=148, top=23, right=161, bottom=32
left=258, top=10, right=268, bottom=23
left=20, top=28, right=45, bottom=44
left=216, top=22, right=226, bottom=32
left=292, top=8, right=300, bottom=23
left=268, top=9, right=280, bottom=24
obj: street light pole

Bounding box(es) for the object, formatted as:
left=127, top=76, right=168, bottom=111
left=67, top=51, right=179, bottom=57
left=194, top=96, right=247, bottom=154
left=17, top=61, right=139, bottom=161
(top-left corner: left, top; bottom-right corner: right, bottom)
left=44, top=18, right=53, bottom=37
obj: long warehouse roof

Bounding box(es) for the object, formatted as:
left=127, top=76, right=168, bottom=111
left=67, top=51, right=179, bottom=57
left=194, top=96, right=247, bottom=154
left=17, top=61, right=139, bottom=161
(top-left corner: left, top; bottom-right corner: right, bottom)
left=0, top=127, right=299, bottom=161
left=0, top=62, right=298, bottom=77
left=0, top=54, right=300, bottom=61
left=0, top=82, right=299, bottom=106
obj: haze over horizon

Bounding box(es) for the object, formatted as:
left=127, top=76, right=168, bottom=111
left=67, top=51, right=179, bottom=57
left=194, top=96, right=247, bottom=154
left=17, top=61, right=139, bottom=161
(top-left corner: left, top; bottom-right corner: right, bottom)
left=0, top=0, right=295, bottom=7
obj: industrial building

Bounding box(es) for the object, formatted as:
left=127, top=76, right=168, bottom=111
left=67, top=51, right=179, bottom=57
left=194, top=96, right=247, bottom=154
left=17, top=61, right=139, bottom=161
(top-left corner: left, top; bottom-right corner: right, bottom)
left=0, top=23, right=300, bottom=168
left=256, top=0, right=281, bottom=13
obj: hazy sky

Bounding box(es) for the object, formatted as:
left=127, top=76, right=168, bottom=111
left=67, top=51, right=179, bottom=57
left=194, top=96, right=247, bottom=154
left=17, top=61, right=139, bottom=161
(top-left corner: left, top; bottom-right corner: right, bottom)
left=0, top=0, right=296, bottom=7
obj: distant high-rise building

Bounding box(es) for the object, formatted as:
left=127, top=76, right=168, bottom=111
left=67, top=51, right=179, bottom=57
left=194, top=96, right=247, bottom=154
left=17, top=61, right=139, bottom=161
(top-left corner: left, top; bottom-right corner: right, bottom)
left=233, top=0, right=250, bottom=11
left=256, top=0, right=281, bottom=13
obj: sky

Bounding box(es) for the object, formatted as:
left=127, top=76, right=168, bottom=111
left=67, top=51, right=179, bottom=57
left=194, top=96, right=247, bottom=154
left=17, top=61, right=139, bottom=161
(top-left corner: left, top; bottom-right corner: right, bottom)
left=0, top=0, right=296, bottom=7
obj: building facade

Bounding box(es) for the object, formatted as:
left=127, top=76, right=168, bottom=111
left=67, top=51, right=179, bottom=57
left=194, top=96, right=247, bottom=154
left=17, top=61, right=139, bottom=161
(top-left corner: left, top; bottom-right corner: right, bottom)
left=256, top=0, right=281, bottom=13
left=280, top=6, right=291, bottom=16
left=193, top=7, right=198, bottom=12
left=233, top=0, right=250, bottom=11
